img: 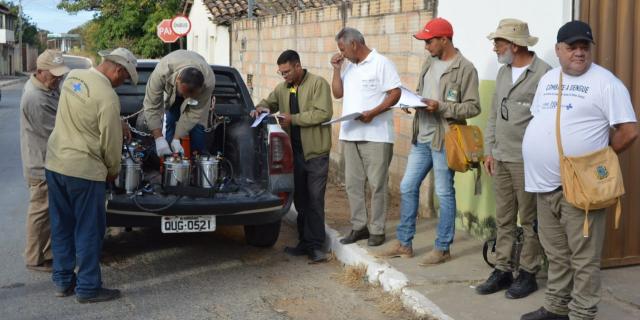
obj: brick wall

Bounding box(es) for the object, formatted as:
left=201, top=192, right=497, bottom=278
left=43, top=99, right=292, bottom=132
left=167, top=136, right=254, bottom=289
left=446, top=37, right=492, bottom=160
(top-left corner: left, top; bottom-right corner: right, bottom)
left=231, top=0, right=437, bottom=215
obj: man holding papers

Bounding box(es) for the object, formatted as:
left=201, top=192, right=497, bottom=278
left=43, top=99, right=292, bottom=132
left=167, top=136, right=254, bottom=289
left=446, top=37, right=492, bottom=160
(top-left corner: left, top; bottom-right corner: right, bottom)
left=378, top=18, right=480, bottom=264
left=251, top=50, right=333, bottom=263
left=330, top=27, right=401, bottom=247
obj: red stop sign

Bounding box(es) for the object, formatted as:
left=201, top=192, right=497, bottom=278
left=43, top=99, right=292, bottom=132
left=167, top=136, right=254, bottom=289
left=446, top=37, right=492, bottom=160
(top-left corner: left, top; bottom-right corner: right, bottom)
left=157, top=19, right=180, bottom=43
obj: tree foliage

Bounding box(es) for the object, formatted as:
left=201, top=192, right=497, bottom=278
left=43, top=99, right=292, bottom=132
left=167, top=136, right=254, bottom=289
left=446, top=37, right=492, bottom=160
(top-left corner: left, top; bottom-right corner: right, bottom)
left=59, top=0, right=183, bottom=58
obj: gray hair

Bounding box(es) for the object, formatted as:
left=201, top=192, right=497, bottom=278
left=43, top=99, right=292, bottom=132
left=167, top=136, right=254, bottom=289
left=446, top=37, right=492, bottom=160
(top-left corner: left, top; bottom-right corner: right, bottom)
left=335, top=27, right=366, bottom=45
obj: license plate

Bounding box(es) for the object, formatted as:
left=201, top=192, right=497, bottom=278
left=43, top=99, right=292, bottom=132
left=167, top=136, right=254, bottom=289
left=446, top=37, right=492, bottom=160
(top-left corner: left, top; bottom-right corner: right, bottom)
left=161, top=215, right=216, bottom=233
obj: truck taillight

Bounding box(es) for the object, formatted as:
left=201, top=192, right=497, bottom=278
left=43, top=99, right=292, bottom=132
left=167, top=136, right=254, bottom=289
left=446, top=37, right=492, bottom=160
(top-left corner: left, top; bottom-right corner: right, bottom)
left=269, top=132, right=293, bottom=174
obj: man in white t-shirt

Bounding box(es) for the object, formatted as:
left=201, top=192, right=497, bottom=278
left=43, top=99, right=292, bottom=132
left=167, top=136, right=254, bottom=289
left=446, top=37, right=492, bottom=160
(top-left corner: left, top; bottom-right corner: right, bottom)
left=476, top=18, right=551, bottom=299
left=330, top=27, right=401, bottom=247
left=521, top=21, right=638, bottom=320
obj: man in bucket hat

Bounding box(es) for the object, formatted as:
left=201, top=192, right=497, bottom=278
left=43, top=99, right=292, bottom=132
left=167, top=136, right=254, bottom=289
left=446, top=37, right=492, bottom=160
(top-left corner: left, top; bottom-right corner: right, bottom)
left=45, top=47, right=137, bottom=303
left=476, top=18, right=551, bottom=299
left=20, top=49, right=70, bottom=273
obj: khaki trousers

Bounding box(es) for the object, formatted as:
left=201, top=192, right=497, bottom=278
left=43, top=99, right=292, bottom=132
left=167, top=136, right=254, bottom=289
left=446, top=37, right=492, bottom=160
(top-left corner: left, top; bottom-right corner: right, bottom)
left=494, top=161, right=541, bottom=273
left=343, top=141, right=393, bottom=235
left=24, top=178, right=52, bottom=266
left=537, top=189, right=605, bottom=320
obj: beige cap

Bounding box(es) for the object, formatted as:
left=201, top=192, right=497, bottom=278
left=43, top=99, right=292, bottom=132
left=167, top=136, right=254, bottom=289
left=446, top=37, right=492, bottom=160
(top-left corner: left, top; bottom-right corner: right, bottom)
left=487, top=18, right=538, bottom=47
left=37, top=50, right=70, bottom=76
left=99, top=48, right=138, bottom=85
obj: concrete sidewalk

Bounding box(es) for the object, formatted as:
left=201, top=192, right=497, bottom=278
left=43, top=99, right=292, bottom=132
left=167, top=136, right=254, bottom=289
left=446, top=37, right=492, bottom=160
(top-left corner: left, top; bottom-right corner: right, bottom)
left=0, top=76, right=28, bottom=88
left=328, top=215, right=640, bottom=320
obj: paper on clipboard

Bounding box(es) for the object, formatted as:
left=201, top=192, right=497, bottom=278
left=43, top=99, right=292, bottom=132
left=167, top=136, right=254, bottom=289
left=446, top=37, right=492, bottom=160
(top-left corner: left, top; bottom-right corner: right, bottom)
left=251, top=112, right=270, bottom=127
left=322, top=112, right=364, bottom=125
left=393, top=86, right=427, bottom=108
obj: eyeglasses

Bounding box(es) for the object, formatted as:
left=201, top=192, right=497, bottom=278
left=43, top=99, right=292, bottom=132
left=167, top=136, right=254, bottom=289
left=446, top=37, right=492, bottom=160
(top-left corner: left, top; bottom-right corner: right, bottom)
left=277, top=69, right=292, bottom=77
left=501, top=98, right=508, bottom=121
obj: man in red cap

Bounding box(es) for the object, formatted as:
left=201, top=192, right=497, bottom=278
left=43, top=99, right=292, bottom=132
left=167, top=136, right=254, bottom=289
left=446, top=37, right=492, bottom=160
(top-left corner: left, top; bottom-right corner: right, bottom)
left=377, top=17, right=480, bottom=265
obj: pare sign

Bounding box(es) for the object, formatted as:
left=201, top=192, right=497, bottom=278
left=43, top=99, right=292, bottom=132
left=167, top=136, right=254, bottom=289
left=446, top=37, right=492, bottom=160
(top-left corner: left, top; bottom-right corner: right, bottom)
left=171, top=15, right=191, bottom=36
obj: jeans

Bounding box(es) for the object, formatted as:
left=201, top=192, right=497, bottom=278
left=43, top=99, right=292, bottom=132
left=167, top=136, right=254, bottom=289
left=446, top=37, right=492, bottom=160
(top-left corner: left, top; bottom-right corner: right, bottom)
left=46, top=170, right=106, bottom=298
left=396, top=143, right=456, bottom=251
left=165, top=105, right=206, bottom=153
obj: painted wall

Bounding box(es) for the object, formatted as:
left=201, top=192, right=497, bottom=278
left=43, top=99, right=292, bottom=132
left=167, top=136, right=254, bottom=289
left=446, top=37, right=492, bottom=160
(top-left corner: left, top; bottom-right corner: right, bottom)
left=437, top=0, right=573, bottom=236
left=186, top=0, right=231, bottom=66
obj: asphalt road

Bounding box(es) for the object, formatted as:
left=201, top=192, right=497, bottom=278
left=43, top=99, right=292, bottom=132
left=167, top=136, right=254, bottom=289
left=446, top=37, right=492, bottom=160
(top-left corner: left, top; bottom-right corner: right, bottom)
left=0, top=83, right=406, bottom=320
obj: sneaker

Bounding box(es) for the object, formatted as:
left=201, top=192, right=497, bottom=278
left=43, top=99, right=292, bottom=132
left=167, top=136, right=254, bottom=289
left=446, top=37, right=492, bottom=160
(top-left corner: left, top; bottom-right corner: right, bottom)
left=520, top=307, right=569, bottom=320
left=26, top=260, right=53, bottom=273
left=418, top=249, right=451, bottom=266
left=339, top=227, right=369, bottom=244
left=375, top=241, right=414, bottom=258
left=367, top=234, right=385, bottom=247
left=506, top=270, right=538, bottom=299
left=76, top=288, right=121, bottom=304
left=475, top=269, right=513, bottom=295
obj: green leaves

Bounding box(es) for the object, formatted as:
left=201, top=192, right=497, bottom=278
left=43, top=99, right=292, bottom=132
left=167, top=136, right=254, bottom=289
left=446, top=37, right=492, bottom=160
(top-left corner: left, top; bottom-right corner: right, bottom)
left=60, top=0, right=182, bottom=58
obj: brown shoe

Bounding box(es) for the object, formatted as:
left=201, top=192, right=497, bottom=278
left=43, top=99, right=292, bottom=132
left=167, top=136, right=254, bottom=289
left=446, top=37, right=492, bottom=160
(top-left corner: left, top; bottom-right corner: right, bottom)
left=26, top=260, right=53, bottom=273
left=375, top=241, right=414, bottom=258
left=418, top=249, right=451, bottom=266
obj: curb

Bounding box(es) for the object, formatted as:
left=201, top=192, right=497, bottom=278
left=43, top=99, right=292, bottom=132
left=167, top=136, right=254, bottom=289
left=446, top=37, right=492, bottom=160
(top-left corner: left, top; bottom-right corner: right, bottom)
left=0, top=77, right=28, bottom=88
left=283, top=210, right=453, bottom=320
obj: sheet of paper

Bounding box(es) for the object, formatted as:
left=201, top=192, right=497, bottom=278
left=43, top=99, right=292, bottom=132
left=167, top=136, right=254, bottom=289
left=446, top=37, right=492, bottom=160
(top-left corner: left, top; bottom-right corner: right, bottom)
left=322, top=112, right=364, bottom=125
left=393, top=86, right=428, bottom=108
left=251, top=112, right=270, bottom=127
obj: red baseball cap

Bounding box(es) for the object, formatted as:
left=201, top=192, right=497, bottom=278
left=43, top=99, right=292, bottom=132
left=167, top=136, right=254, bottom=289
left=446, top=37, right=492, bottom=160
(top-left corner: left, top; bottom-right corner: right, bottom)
left=414, top=18, right=454, bottom=40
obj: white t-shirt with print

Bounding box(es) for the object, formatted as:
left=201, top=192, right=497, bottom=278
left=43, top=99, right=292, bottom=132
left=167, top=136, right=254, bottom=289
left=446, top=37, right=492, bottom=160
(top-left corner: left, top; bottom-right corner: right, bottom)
left=339, top=49, right=402, bottom=143
left=523, top=64, right=637, bottom=193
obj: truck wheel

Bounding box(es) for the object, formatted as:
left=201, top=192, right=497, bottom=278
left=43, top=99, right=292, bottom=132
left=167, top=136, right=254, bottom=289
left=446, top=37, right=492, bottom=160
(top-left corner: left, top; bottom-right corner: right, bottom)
left=244, top=220, right=281, bottom=247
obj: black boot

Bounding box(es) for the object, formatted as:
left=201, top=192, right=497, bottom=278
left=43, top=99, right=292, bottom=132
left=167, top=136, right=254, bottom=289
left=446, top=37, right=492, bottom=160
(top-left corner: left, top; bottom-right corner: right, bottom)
left=367, top=234, right=385, bottom=247
left=339, top=227, right=369, bottom=244
left=520, top=307, right=569, bottom=320
left=506, top=269, right=538, bottom=299
left=475, top=269, right=513, bottom=295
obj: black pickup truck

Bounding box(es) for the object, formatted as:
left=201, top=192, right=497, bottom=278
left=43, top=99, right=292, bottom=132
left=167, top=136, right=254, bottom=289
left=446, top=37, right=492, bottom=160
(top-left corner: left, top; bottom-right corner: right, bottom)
left=106, top=61, right=294, bottom=247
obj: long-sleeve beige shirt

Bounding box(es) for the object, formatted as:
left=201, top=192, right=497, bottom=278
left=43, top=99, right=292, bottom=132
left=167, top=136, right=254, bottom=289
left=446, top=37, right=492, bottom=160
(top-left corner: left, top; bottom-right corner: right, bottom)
left=484, top=54, right=551, bottom=162
left=20, top=75, right=60, bottom=181
left=143, top=50, right=215, bottom=139
left=46, top=68, right=123, bottom=181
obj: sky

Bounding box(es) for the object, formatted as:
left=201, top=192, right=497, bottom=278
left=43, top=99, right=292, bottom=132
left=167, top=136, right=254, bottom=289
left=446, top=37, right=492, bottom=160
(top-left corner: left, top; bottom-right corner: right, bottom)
left=21, top=0, right=95, bottom=34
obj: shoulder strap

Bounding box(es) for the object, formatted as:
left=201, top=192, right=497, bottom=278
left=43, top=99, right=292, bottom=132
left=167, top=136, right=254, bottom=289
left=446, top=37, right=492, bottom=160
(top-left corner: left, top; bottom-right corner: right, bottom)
left=555, top=72, right=565, bottom=157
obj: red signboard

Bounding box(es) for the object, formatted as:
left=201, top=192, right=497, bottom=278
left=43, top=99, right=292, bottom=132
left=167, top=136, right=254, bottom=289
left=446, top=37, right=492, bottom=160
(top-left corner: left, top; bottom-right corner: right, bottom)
left=157, top=19, right=180, bottom=43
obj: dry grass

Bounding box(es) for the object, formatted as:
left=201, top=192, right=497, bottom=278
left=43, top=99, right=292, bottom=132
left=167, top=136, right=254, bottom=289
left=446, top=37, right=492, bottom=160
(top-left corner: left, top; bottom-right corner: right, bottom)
left=369, top=289, right=406, bottom=315
left=335, top=264, right=369, bottom=289
left=334, top=264, right=432, bottom=319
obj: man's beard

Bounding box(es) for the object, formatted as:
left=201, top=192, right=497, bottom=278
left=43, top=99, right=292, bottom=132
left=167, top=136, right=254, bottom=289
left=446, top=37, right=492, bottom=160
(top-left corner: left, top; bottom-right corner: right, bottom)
left=498, top=49, right=513, bottom=64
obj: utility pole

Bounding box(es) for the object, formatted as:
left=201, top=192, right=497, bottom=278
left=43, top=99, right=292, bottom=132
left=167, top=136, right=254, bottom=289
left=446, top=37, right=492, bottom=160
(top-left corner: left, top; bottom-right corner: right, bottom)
left=17, top=0, right=23, bottom=73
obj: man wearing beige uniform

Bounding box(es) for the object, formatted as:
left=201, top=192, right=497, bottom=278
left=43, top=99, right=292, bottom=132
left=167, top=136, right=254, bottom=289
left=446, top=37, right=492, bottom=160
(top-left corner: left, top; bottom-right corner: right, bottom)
left=476, top=19, right=551, bottom=299
left=143, top=50, right=215, bottom=156
left=19, top=49, right=69, bottom=272
left=46, top=48, right=137, bottom=303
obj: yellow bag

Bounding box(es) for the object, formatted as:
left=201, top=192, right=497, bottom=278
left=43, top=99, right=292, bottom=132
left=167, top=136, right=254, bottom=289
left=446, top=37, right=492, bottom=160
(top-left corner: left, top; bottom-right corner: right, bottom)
left=444, top=124, right=484, bottom=172
left=555, top=73, right=624, bottom=237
